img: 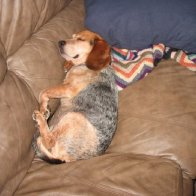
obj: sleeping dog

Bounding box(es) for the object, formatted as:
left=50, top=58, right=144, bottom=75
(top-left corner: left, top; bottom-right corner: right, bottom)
left=32, top=30, right=118, bottom=163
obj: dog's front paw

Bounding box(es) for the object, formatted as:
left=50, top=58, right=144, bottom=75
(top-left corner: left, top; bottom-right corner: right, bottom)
left=40, top=107, right=50, bottom=120
left=32, top=110, right=45, bottom=125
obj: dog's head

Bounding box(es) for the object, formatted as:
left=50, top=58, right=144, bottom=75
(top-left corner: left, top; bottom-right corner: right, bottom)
left=58, top=30, right=111, bottom=70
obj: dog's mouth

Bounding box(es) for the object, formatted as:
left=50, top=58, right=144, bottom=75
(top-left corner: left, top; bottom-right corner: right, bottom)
left=61, top=51, right=80, bottom=59
left=72, top=54, right=79, bottom=59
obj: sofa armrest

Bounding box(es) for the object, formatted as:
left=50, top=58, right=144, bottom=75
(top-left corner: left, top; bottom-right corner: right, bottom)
left=0, top=0, right=85, bottom=195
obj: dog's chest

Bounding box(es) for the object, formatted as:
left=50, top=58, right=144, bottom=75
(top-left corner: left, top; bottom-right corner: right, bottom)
left=65, top=65, right=88, bottom=81
left=64, top=65, right=98, bottom=85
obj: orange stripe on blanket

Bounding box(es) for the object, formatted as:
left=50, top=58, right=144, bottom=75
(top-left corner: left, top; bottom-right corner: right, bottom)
left=179, top=53, right=196, bottom=68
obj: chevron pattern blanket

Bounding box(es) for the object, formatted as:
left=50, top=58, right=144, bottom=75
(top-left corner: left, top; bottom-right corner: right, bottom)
left=111, top=44, right=196, bottom=91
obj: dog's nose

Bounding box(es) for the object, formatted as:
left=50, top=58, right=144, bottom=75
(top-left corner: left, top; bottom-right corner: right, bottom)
left=58, top=40, right=66, bottom=47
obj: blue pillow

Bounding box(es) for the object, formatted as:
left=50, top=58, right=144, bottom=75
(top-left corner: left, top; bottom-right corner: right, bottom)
left=85, top=0, right=196, bottom=53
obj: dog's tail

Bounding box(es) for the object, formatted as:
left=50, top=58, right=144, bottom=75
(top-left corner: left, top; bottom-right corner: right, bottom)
left=41, top=155, right=65, bottom=164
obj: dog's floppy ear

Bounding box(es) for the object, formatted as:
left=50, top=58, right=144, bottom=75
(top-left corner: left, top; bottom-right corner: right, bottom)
left=86, top=38, right=111, bottom=71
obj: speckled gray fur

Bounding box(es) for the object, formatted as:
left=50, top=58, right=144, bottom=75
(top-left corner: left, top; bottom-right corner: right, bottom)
left=73, top=65, right=118, bottom=154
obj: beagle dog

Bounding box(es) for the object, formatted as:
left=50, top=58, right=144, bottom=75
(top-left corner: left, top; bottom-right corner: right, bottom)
left=32, top=30, right=118, bottom=163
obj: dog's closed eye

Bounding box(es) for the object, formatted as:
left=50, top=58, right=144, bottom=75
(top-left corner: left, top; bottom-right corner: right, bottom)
left=77, top=38, right=85, bottom=41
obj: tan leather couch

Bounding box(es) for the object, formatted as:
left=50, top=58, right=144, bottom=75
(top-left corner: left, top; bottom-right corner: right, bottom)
left=0, top=0, right=195, bottom=195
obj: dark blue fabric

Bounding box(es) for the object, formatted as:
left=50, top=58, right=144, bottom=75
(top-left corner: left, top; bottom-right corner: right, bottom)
left=85, top=0, right=196, bottom=53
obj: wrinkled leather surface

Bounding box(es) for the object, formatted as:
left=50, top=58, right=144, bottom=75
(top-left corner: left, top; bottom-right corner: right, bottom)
left=108, top=60, right=196, bottom=179
left=0, top=0, right=84, bottom=195
left=0, top=0, right=71, bottom=56
left=0, top=0, right=195, bottom=195
left=16, top=154, right=183, bottom=196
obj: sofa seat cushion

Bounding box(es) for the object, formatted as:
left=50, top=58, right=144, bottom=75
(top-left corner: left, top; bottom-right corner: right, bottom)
left=108, top=60, right=196, bottom=178
left=16, top=154, right=183, bottom=195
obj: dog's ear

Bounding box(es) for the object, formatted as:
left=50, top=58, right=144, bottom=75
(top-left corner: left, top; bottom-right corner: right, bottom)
left=86, top=38, right=111, bottom=71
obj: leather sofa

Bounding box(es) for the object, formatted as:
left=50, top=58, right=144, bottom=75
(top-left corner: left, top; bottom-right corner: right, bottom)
left=0, top=0, right=195, bottom=195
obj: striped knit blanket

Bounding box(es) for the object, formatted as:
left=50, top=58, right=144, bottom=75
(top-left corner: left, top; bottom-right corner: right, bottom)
left=111, top=44, right=196, bottom=91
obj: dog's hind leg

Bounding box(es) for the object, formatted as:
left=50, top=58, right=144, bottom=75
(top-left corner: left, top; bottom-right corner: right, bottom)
left=33, top=110, right=60, bottom=149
